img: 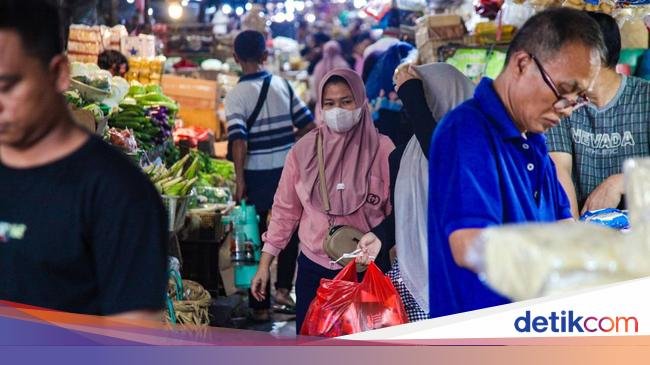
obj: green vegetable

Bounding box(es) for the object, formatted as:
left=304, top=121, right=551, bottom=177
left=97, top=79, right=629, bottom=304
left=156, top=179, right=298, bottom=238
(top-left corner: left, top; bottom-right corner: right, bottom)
left=128, top=85, right=146, bottom=97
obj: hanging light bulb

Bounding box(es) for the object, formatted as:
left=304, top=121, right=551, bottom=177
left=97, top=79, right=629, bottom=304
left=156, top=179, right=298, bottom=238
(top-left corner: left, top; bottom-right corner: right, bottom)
left=305, top=13, right=315, bottom=23
left=168, top=2, right=183, bottom=20
left=235, top=6, right=244, bottom=16
left=222, top=4, right=233, bottom=15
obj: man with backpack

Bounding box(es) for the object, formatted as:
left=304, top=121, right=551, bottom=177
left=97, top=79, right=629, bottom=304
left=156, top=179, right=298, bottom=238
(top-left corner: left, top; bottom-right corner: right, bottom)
left=226, top=30, right=315, bottom=321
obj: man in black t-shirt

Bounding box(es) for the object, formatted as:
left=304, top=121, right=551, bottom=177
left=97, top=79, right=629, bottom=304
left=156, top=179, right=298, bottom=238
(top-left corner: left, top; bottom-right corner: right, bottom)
left=0, top=1, right=167, bottom=320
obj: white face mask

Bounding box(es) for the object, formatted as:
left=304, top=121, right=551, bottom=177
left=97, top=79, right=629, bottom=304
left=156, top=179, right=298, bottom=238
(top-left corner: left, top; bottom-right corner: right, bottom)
left=322, top=107, right=362, bottom=133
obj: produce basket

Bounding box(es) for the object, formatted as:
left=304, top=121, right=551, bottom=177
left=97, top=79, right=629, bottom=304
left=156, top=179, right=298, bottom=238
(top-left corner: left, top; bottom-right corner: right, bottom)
left=162, top=195, right=190, bottom=233
left=165, top=270, right=211, bottom=326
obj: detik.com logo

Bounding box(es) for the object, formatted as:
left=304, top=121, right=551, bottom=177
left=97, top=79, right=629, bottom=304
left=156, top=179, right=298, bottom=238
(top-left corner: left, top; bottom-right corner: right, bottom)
left=514, top=310, right=638, bottom=333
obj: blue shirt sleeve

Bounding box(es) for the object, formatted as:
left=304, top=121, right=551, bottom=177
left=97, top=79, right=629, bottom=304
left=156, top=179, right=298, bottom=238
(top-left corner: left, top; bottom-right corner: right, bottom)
left=429, top=113, right=503, bottom=240
left=549, top=158, right=573, bottom=219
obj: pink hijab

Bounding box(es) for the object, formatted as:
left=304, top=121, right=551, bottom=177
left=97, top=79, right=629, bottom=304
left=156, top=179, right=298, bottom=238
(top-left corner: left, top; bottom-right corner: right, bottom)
left=311, top=41, right=351, bottom=102
left=295, top=68, right=380, bottom=216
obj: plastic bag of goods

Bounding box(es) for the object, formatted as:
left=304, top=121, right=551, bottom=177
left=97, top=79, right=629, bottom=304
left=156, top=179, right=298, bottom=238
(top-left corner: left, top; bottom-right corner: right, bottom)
left=300, top=261, right=408, bottom=337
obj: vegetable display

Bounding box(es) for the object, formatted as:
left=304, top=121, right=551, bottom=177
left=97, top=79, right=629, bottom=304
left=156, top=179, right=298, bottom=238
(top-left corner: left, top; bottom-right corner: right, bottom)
left=108, top=81, right=178, bottom=152
left=144, top=154, right=199, bottom=197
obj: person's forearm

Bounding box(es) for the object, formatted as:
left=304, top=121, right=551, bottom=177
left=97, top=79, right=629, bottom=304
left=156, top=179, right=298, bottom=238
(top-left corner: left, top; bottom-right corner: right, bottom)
left=556, top=169, right=580, bottom=218
left=258, top=251, right=275, bottom=270
left=233, top=139, right=247, bottom=182
left=449, top=228, right=484, bottom=272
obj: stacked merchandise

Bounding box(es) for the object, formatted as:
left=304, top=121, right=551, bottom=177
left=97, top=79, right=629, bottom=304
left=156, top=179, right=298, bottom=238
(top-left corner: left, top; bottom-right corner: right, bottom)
left=67, top=25, right=129, bottom=64
left=415, top=15, right=468, bottom=64
left=67, top=25, right=103, bottom=64
left=126, top=56, right=167, bottom=85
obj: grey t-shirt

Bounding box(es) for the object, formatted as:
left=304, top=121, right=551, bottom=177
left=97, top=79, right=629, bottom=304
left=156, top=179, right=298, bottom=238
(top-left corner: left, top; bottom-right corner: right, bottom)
left=546, top=75, right=650, bottom=207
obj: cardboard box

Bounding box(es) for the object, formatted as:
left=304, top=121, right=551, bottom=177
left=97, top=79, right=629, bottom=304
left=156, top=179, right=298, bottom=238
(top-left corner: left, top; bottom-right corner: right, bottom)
left=416, top=14, right=464, bottom=29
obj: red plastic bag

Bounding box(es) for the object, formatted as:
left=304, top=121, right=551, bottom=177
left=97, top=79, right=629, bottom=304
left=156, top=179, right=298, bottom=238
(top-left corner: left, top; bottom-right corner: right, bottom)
left=300, top=260, right=408, bottom=337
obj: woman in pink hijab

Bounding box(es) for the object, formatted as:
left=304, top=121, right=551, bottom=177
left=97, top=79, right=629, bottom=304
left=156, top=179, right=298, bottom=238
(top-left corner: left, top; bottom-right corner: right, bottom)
left=310, top=41, right=352, bottom=105
left=251, top=68, right=394, bottom=334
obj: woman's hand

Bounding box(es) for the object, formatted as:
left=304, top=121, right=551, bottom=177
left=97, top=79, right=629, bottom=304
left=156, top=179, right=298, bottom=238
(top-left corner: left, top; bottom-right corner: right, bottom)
left=250, top=267, right=270, bottom=301
left=250, top=252, right=274, bottom=301
left=356, top=232, right=381, bottom=266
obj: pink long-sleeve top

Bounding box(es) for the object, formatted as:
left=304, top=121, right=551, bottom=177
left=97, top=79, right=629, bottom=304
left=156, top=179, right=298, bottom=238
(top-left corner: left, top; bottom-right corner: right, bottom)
left=261, top=135, right=394, bottom=269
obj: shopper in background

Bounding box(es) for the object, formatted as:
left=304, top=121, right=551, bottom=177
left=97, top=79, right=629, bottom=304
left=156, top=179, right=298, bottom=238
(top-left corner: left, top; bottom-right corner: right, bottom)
left=365, top=41, right=417, bottom=146
left=250, top=69, right=394, bottom=333
left=0, top=0, right=167, bottom=320
left=427, top=8, right=605, bottom=318
left=547, top=12, right=650, bottom=217
left=352, top=32, right=373, bottom=76
left=383, top=63, right=475, bottom=322
left=303, top=32, right=331, bottom=76
left=310, top=40, right=351, bottom=108
left=226, top=30, right=315, bottom=321
left=97, top=50, right=129, bottom=78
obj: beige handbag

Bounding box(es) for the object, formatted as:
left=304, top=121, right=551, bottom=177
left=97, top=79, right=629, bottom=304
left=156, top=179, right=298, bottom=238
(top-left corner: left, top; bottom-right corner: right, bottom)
left=317, top=131, right=366, bottom=272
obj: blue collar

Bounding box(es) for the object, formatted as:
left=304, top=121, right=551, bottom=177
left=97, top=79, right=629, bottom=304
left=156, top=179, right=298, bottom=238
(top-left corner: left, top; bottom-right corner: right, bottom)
left=239, top=70, right=270, bottom=83
left=474, top=78, right=524, bottom=140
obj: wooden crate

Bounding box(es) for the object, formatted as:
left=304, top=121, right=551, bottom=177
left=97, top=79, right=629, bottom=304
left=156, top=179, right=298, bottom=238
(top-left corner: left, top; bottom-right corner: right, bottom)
left=162, top=74, right=220, bottom=133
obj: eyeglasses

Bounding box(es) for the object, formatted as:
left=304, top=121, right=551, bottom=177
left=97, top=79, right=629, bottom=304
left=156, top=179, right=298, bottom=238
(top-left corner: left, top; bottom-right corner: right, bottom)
left=529, top=54, right=589, bottom=110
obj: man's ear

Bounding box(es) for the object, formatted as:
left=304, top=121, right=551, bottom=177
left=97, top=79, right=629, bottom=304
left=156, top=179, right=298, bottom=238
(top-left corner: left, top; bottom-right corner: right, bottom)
left=509, top=51, right=533, bottom=81
left=233, top=53, right=240, bottom=64
left=261, top=50, right=269, bottom=64
left=50, top=54, right=70, bottom=93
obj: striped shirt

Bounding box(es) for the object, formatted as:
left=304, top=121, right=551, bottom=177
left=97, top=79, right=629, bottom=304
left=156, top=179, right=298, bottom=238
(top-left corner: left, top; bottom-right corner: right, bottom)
left=546, top=75, right=650, bottom=206
left=225, top=71, right=314, bottom=171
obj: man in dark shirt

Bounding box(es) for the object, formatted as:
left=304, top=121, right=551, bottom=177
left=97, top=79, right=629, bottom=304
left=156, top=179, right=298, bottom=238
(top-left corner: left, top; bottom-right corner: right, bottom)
left=0, top=1, right=167, bottom=321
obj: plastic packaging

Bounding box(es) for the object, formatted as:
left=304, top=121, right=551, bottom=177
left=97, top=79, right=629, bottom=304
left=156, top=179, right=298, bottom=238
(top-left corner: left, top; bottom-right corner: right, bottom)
left=581, top=208, right=630, bottom=230
left=465, top=157, right=650, bottom=303
left=300, top=261, right=408, bottom=337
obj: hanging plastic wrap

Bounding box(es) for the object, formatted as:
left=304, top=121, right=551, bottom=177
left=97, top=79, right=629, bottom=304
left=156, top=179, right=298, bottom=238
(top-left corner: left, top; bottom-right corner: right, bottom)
left=464, top=157, right=650, bottom=302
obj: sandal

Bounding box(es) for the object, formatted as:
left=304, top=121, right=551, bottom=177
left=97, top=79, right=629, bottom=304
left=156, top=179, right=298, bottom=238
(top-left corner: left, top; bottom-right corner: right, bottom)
left=272, top=303, right=296, bottom=315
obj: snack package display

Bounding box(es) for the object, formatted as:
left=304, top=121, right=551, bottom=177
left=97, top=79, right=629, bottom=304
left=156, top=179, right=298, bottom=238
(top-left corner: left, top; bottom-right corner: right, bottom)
left=470, top=223, right=633, bottom=302
left=465, top=157, right=650, bottom=303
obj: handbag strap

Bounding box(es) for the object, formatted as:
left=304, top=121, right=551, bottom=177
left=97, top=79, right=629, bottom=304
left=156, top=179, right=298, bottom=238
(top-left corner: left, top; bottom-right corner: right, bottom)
left=317, top=131, right=331, bottom=213
left=245, top=74, right=272, bottom=131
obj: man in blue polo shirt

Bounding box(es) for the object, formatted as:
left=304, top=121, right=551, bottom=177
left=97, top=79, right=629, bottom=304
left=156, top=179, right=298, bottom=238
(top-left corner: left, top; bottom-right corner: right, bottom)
left=427, top=8, right=606, bottom=318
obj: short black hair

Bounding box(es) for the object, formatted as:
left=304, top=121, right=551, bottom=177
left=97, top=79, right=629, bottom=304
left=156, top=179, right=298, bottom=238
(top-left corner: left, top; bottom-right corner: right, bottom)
left=0, top=0, right=64, bottom=66
left=506, top=8, right=606, bottom=66
left=98, top=50, right=129, bottom=72
left=587, top=12, right=621, bottom=68
left=234, top=30, right=267, bottom=63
